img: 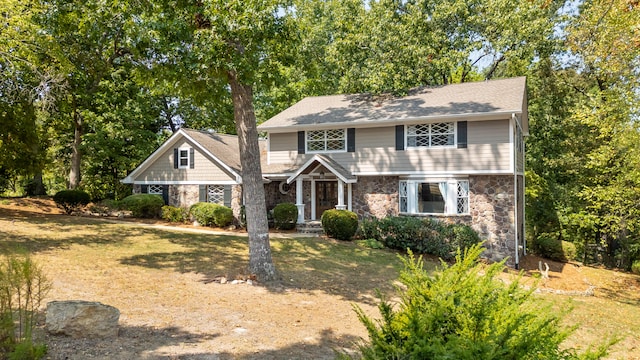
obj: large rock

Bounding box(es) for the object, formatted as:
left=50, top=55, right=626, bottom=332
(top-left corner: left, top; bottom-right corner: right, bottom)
left=46, top=300, right=120, bottom=338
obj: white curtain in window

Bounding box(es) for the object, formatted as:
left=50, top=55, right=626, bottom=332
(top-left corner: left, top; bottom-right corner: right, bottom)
left=438, top=182, right=448, bottom=213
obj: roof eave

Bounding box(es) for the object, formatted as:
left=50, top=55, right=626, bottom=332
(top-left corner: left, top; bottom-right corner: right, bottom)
left=259, top=111, right=522, bottom=133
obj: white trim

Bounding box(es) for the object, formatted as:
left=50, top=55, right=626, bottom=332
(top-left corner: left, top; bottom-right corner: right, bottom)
left=305, top=129, right=347, bottom=154
left=286, top=154, right=357, bottom=184
left=353, top=169, right=513, bottom=176
left=133, top=180, right=239, bottom=185
left=177, top=146, right=190, bottom=169
left=405, top=121, right=457, bottom=149
left=260, top=111, right=520, bottom=133
left=122, top=129, right=242, bottom=184
left=509, top=114, right=515, bottom=174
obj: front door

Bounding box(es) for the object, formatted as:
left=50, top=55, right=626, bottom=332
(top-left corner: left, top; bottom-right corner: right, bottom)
left=316, top=181, right=338, bottom=218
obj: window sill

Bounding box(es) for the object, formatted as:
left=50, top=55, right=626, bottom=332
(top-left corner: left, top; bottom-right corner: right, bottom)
left=399, top=212, right=470, bottom=218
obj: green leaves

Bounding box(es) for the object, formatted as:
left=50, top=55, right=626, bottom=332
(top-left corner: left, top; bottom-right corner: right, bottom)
left=352, top=245, right=609, bottom=359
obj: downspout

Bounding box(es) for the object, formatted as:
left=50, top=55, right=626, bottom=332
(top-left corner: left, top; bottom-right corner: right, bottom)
left=512, top=114, right=519, bottom=270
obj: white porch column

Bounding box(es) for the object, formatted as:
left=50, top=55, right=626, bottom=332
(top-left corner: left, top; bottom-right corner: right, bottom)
left=311, top=179, right=316, bottom=220
left=336, top=179, right=346, bottom=210
left=347, top=183, right=352, bottom=211
left=296, top=178, right=305, bottom=223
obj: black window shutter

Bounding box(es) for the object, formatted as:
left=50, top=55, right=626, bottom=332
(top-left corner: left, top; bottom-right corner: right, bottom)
left=189, top=148, right=195, bottom=168
left=347, top=128, right=355, bottom=152
left=173, top=148, right=178, bottom=169
left=457, top=121, right=468, bottom=149
left=162, top=185, right=169, bottom=205
left=395, top=125, right=405, bottom=151
left=297, top=131, right=305, bottom=154
left=141, top=185, right=149, bottom=193
left=223, top=185, right=232, bottom=207
left=199, top=185, right=207, bottom=202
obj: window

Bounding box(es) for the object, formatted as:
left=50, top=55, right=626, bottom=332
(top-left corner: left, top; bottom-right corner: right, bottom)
left=407, top=122, right=455, bottom=148
left=148, top=185, right=163, bottom=195
left=399, top=179, right=469, bottom=215
left=178, top=149, right=189, bottom=168
left=306, top=129, right=346, bottom=153
left=207, top=185, right=225, bottom=204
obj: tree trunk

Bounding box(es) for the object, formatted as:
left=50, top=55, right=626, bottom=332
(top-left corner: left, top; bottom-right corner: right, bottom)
left=227, top=71, right=277, bottom=282
left=69, top=102, right=83, bottom=189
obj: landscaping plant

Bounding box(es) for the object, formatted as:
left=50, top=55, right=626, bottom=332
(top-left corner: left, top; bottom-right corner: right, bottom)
left=119, top=194, right=164, bottom=218
left=52, top=189, right=90, bottom=215
left=321, top=209, right=358, bottom=241
left=272, top=203, right=298, bottom=230
left=0, top=254, right=51, bottom=359
left=161, top=206, right=188, bottom=223
left=189, top=202, right=234, bottom=227
left=350, top=244, right=610, bottom=360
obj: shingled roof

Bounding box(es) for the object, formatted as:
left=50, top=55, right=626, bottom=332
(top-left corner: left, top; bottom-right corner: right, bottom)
left=258, top=77, right=528, bottom=133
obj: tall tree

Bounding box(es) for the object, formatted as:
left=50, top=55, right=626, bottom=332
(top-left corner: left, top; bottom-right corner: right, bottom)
left=143, top=0, right=296, bottom=281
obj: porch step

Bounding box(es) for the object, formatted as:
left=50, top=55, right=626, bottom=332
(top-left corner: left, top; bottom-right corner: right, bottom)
left=296, top=221, right=325, bottom=235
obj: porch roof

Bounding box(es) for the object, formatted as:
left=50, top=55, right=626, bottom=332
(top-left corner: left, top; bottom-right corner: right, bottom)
left=286, top=155, right=357, bottom=184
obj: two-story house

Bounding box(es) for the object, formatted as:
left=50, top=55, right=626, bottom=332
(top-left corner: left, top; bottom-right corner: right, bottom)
left=122, top=77, right=527, bottom=264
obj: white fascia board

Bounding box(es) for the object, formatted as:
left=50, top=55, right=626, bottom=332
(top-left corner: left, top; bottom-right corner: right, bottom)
left=286, top=155, right=357, bottom=184
left=261, top=111, right=520, bottom=133
left=353, top=169, right=514, bottom=176
left=132, top=180, right=239, bottom=185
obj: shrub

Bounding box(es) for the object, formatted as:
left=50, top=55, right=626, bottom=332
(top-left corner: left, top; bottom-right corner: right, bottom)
left=272, top=203, right=298, bottom=230
left=53, top=189, right=91, bottom=214
left=161, top=206, right=188, bottom=223
left=119, top=194, right=164, bottom=218
left=349, top=244, right=610, bottom=360
left=356, top=216, right=481, bottom=260
left=631, top=260, right=640, bottom=275
left=189, top=202, right=234, bottom=227
left=321, top=209, right=359, bottom=241
left=562, top=240, right=578, bottom=262
left=0, top=254, right=51, bottom=359
left=533, top=235, right=576, bottom=262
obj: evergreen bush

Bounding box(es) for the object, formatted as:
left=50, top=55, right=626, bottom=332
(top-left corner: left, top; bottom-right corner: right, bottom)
left=52, top=189, right=91, bottom=214
left=189, top=202, right=233, bottom=227
left=161, top=206, right=188, bottom=223
left=321, top=209, right=359, bottom=240
left=631, top=260, right=640, bottom=275
left=272, top=203, right=298, bottom=230
left=119, top=194, right=164, bottom=218
left=350, top=244, right=610, bottom=360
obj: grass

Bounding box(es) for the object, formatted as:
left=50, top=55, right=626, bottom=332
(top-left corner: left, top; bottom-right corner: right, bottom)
left=0, top=204, right=639, bottom=358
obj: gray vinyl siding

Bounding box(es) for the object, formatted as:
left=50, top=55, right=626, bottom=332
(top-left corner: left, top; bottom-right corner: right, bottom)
left=137, top=140, right=235, bottom=182
left=267, top=119, right=512, bottom=173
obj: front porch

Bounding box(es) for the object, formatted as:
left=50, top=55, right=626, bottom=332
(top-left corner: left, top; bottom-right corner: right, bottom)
left=285, top=155, right=357, bottom=223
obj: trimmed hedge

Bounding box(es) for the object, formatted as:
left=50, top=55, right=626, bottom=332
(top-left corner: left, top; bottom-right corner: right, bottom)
left=357, top=216, right=481, bottom=260
left=273, top=203, right=298, bottom=230
left=161, top=206, right=188, bottom=223
left=189, top=202, right=234, bottom=227
left=52, top=189, right=91, bottom=214
left=321, top=209, right=359, bottom=241
left=120, top=194, right=164, bottom=218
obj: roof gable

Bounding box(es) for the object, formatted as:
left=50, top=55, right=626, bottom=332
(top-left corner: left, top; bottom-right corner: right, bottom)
left=258, top=77, right=527, bottom=132
left=122, top=129, right=259, bottom=184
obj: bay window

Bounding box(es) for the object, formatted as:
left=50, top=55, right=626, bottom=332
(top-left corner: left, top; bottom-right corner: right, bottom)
left=399, top=179, right=469, bottom=215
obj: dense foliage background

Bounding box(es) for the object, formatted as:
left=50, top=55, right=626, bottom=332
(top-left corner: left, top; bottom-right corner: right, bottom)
left=1, top=0, right=638, bottom=268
